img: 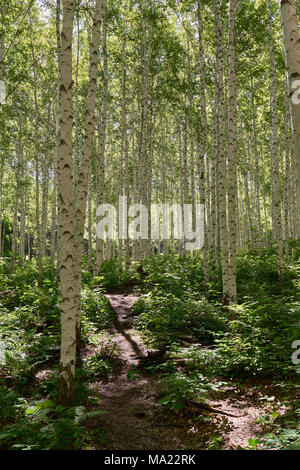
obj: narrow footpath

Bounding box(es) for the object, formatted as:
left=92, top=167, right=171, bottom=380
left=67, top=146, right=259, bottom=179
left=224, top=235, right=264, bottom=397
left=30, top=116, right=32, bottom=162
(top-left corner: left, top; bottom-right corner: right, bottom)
left=85, top=293, right=279, bottom=450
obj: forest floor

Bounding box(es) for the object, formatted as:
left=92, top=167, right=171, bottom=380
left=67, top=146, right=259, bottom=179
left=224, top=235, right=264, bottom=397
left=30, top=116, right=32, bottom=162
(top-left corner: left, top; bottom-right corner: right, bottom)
left=82, top=292, right=290, bottom=450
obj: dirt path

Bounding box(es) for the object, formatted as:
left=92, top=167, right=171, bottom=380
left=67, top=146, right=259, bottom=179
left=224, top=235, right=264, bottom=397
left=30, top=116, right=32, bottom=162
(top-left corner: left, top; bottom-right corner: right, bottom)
left=87, top=293, right=185, bottom=450
left=85, top=294, right=281, bottom=450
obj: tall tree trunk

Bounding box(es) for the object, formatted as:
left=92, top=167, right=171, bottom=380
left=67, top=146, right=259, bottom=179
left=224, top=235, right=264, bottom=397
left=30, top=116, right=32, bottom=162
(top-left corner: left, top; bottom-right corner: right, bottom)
left=74, top=13, right=81, bottom=189
left=197, top=0, right=209, bottom=284
left=281, top=0, right=300, bottom=186
left=19, top=119, right=25, bottom=260
left=41, top=110, right=50, bottom=258
left=138, top=0, right=152, bottom=260
left=51, top=104, right=58, bottom=267
left=55, top=0, right=61, bottom=274
left=227, top=0, right=237, bottom=303
left=122, top=20, right=130, bottom=270
left=57, top=0, right=76, bottom=407
left=12, top=147, right=20, bottom=257
left=250, top=77, right=262, bottom=251
left=88, top=166, right=93, bottom=273
left=215, top=0, right=230, bottom=304
left=73, top=0, right=103, bottom=360
left=118, top=12, right=127, bottom=273
left=284, top=75, right=291, bottom=262
left=209, top=97, right=217, bottom=265
left=268, top=0, right=284, bottom=281
left=30, top=14, right=43, bottom=283
left=94, top=0, right=107, bottom=275
left=183, top=103, right=189, bottom=258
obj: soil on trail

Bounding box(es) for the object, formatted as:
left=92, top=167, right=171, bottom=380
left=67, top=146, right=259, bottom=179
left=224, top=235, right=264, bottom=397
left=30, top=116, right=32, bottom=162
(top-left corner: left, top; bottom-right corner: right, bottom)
left=84, top=293, right=284, bottom=450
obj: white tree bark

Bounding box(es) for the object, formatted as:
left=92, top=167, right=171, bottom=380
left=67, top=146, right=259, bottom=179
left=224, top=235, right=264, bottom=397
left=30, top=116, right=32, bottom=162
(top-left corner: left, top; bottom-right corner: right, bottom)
left=227, top=0, right=237, bottom=303
left=57, top=0, right=76, bottom=407
left=268, top=0, right=284, bottom=281
left=281, top=0, right=300, bottom=186
left=74, top=0, right=103, bottom=357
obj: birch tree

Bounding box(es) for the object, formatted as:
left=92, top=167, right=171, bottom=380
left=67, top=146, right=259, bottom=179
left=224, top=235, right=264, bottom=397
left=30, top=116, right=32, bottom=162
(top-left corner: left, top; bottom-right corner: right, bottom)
left=57, top=0, right=76, bottom=406
left=74, top=0, right=103, bottom=357
left=215, top=0, right=230, bottom=304
left=227, top=0, right=237, bottom=303
left=268, top=0, right=284, bottom=281
left=281, top=0, right=300, bottom=186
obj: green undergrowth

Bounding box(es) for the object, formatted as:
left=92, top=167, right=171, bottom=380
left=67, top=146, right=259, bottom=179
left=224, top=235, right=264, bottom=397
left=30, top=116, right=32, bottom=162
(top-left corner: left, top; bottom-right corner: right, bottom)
left=135, top=252, right=299, bottom=379
left=92, top=259, right=135, bottom=290
left=257, top=404, right=300, bottom=450
left=0, top=257, right=115, bottom=449
left=0, top=250, right=299, bottom=449
left=0, top=393, right=105, bottom=450
left=132, top=251, right=299, bottom=445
